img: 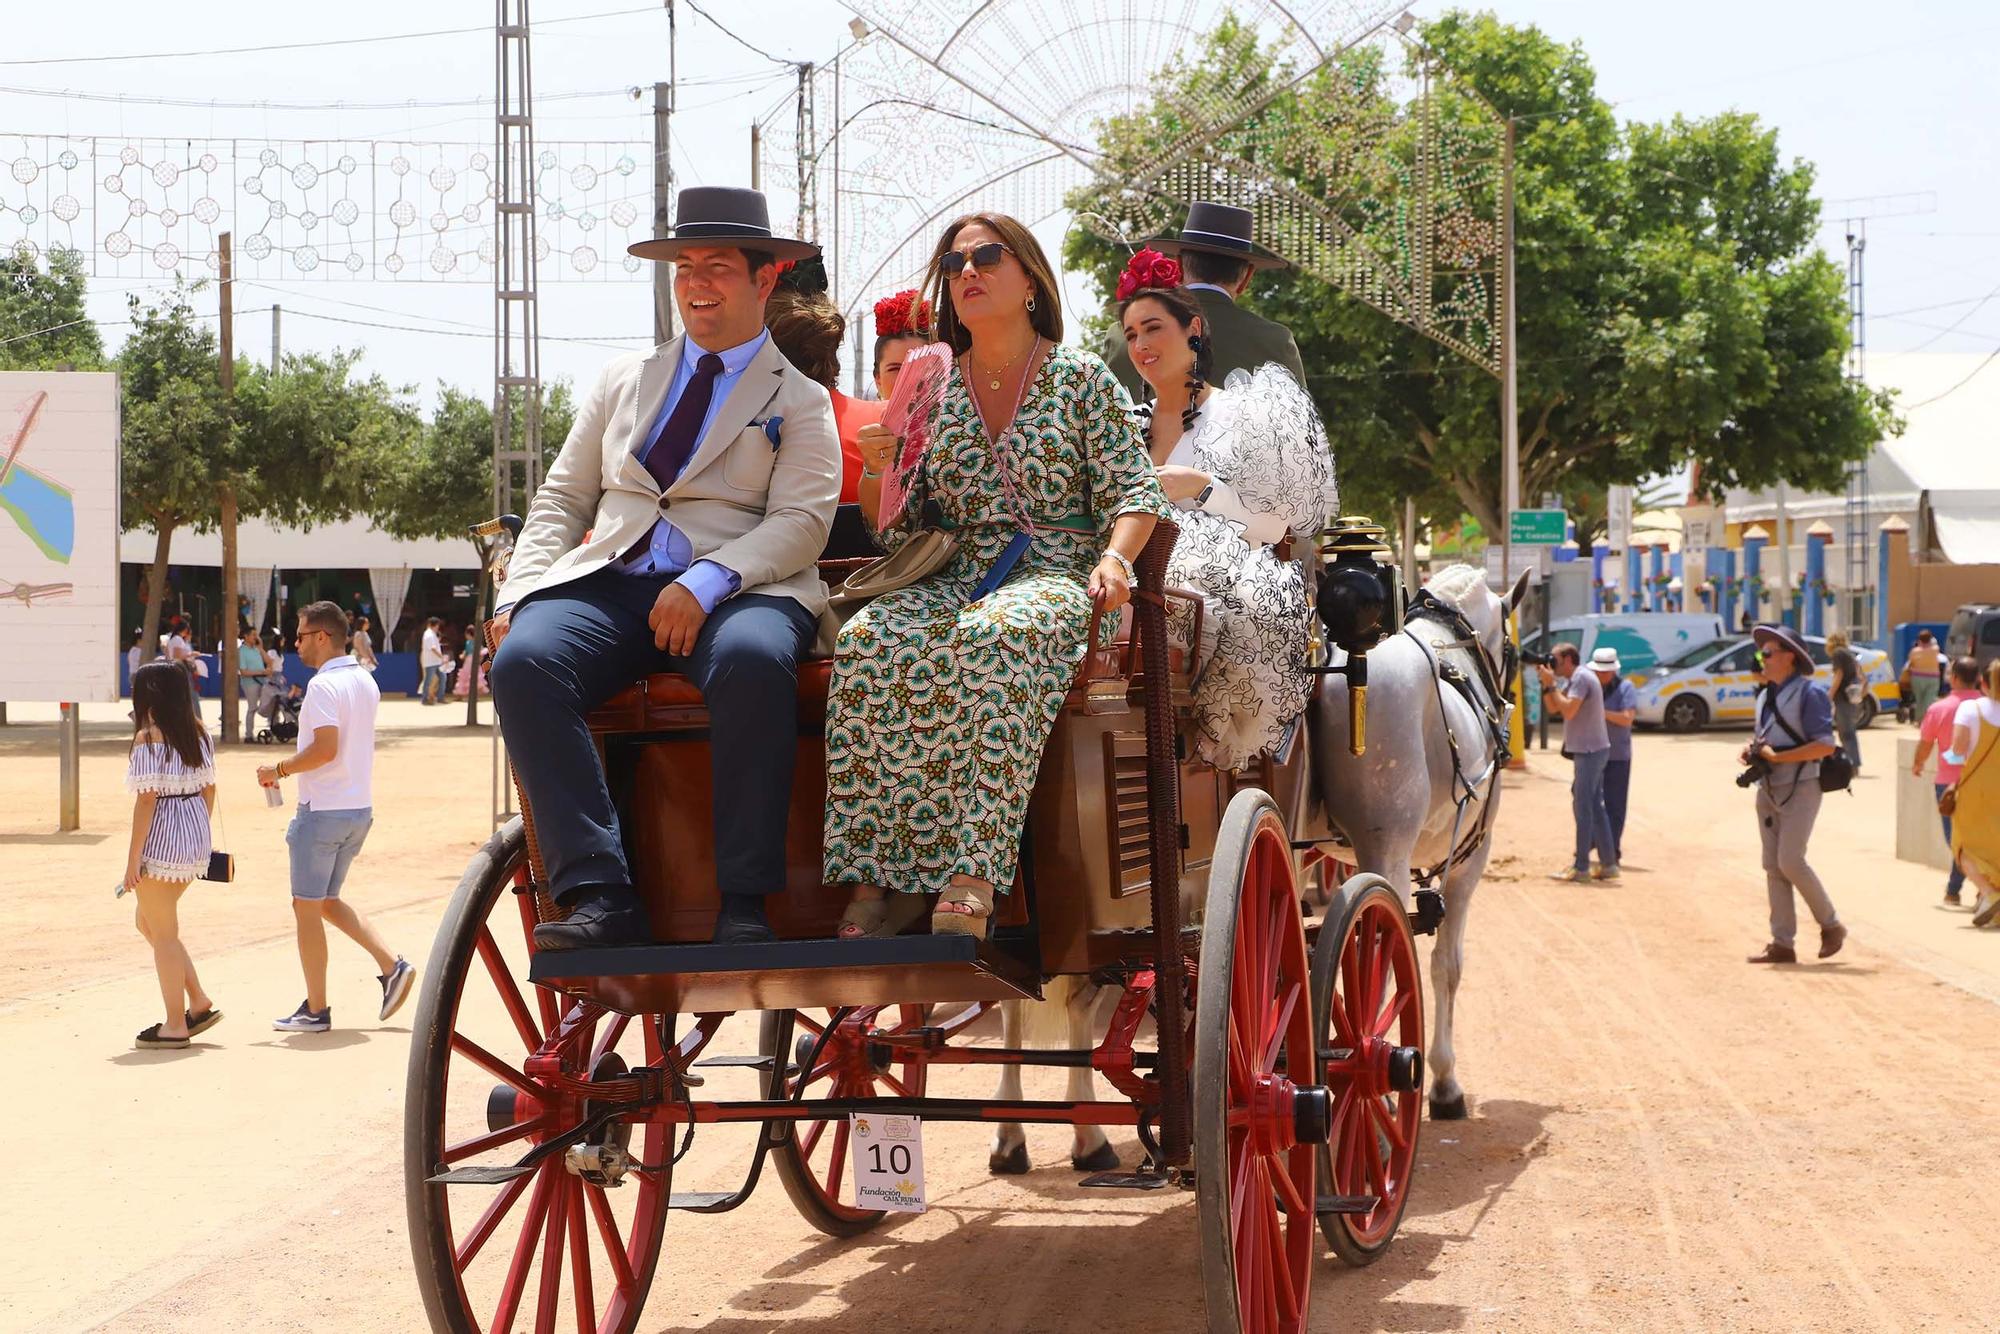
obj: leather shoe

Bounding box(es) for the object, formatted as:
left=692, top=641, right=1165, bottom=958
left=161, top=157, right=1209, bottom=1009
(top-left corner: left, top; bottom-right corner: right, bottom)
left=1818, top=923, right=1848, bottom=959
left=1746, top=942, right=1797, bottom=965
left=710, top=898, right=774, bottom=945
left=532, top=890, right=651, bottom=952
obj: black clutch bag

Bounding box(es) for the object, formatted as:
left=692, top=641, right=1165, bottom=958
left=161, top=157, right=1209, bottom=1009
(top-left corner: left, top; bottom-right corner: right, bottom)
left=201, top=850, right=235, bottom=883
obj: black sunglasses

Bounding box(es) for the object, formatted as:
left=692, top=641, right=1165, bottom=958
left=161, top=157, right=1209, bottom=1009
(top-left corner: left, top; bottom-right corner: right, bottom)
left=940, top=241, right=1013, bottom=279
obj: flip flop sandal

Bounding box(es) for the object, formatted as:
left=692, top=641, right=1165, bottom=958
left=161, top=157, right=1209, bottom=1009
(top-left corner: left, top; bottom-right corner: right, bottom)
left=134, top=1023, right=189, bottom=1050
left=933, top=882, right=995, bottom=940
left=837, top=892, right=928, bottom=940
left=185, top=1007, right=223, bottom=1038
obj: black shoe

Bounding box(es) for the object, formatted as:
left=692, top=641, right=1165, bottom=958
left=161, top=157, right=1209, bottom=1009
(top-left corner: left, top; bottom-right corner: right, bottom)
left=710, top=898, right=774, bottom=945
left=531, top=889, right=651, bottom=952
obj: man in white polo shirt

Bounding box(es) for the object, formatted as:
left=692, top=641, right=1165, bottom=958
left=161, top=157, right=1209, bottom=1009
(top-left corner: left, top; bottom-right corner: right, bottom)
left=256, top=600, right=414, bottom=1033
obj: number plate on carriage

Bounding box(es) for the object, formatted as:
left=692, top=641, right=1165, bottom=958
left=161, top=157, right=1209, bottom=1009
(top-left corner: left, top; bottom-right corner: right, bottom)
left=850, top=1114, right=926, bottom=1213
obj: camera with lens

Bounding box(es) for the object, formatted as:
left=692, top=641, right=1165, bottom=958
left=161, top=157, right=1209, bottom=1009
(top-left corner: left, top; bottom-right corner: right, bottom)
left=1519, top=648, right=1555, bottom=670
left=1734, top=754, right=1773, bottom=788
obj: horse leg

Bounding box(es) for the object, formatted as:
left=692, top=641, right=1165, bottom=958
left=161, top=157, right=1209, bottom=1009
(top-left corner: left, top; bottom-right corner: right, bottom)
left=1426, top=835, right=1489, bottom=1121
left=989, top=999, right=1031, bottom=1174
left=1064, top=983, right=1116, bottom=1170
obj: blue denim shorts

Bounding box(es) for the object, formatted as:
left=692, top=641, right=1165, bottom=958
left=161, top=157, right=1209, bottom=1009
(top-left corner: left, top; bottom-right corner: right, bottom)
left=286, top=803, right=374, bottom=901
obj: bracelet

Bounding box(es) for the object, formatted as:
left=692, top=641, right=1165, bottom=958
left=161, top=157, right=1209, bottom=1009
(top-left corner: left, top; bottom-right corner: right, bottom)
left=1102, top=549, right=1136, bottom=581
left=274, top=761, right=287, bottom=779
left=860, top=468, right=883, bottom=480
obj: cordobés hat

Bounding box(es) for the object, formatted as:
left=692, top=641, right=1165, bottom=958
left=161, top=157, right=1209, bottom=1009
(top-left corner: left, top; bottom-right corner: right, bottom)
left=1750, top=623, right=1815, bottom=675
left=627, top=186, right=820, bottom=264
left=1141, top=201, right=1288, bottom=271
left=1588, top=647, right=1622, bottom=675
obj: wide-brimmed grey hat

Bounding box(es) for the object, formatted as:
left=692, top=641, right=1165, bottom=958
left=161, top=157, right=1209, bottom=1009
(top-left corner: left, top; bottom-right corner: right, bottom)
left=627, top=186, right=819, bottom=263
left=1140, top=201, right=1288, bottom=271
left=1750, top=623, right=1815, bottom=674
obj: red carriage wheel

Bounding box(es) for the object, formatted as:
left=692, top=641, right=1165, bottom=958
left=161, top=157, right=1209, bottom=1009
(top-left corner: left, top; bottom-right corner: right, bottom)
left=1195, top=791, right=1323, bottom=1334
left=759, top=1005, right=930, bottom=1237
left=406, top=819, right=672, bottom=1332
left=1310, top=872, right=1424, bottom=1266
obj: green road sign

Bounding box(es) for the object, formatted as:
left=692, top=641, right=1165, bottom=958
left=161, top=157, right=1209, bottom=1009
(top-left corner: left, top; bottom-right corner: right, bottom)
left=1508, top=508, right=1567, bottom=545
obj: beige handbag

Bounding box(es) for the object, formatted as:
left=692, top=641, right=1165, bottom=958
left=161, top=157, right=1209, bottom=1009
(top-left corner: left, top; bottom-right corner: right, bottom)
left=827, top=528, right=958, bottom=613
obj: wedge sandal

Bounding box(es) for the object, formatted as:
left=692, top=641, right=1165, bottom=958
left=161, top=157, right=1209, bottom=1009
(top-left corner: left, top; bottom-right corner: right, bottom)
left=837, top=891, right=928, bottom=940
left=134, top=1023, right=189, bottom=1050
left=932, top=881, right=995, bottom=940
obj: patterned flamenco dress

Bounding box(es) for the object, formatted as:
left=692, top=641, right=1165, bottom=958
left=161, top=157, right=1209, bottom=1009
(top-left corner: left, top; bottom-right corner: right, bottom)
left=1157, top=365, right=1338, bottom=771
left=823, top=344, right=1171, bottom=897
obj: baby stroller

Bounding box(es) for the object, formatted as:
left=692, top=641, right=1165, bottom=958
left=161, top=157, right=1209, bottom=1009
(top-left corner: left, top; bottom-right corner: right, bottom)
left=255, top=685, right=303, bottom=745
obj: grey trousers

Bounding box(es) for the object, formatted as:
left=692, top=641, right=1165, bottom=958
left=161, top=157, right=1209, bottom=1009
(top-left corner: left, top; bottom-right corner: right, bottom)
left=1756, top=781, right=1840, bottom=948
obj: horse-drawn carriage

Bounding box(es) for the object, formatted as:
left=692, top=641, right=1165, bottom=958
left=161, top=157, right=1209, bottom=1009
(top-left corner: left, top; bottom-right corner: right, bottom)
left=404, top=515, right=1432, bottom=1333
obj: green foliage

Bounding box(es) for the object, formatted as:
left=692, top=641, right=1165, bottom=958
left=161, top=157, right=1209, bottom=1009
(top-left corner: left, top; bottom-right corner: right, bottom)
left=368, top=380, right=576, bottom=541
left=233, top=350, right=423, bottom=528
left=119, top=284, right=228, bottom=540
left=1066, top=10, right=1898, bottom=541
left=0, top=245, right=104, bottom=371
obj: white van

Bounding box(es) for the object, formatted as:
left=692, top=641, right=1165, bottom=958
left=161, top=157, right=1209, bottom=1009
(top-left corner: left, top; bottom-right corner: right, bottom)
left=1518, top=612, right=1727, bottom=676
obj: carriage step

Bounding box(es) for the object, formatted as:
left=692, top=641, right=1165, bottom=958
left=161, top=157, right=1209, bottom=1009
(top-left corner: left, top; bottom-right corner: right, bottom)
left=1315, top=1193, right=1381, bottom=1215
left=692, top=1054, right=800, bottom=1076
left=1079, top=1170, right=1172, bottom=1191
left=667, top=1191, right=739, bottom=1210
left=428, top=1164, right=535, bottom=1186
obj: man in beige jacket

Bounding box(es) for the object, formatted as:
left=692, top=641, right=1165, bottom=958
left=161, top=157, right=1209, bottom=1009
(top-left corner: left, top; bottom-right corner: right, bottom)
left=489, top=187, right=840, bottom=948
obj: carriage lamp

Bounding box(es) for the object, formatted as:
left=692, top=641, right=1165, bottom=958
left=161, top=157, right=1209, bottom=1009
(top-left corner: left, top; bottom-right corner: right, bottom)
left=1313, top=517, right=1404, bottom=756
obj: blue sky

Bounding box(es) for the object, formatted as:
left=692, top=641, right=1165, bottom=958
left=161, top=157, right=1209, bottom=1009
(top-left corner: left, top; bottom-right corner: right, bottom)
left=3, top=1, right=1994, bottom=409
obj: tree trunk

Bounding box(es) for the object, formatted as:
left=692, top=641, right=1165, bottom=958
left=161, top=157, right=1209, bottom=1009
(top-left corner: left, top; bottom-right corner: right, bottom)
left=219, top=484, right=239, bottom=742
left=140, top=521, right=175, bottom=666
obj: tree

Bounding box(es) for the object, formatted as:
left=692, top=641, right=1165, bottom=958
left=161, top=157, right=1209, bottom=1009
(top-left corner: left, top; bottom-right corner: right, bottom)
left=1065, top=11, right=1898, bottom=544
left=119, top=285, right=228, bottom=658
left=0, top=244, right=104, bottom=371
left=369, top=380, right=576, bottom=542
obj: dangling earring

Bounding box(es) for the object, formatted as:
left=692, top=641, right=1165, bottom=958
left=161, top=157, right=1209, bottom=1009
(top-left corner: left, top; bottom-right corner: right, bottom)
left=1026, top=293, right=1037, bottom=313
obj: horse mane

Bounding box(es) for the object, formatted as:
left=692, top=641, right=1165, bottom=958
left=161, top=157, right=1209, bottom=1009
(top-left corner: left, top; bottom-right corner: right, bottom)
left=1423, top=563, right=1488, bottom=612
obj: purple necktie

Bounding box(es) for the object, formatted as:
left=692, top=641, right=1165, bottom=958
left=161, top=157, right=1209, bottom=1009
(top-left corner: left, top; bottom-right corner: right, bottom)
left=644, top=352, right=726, bottom=489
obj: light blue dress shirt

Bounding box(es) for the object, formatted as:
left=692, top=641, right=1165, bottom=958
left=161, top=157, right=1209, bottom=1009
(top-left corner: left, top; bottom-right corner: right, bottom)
left=618, top=329, right=773, bottom=612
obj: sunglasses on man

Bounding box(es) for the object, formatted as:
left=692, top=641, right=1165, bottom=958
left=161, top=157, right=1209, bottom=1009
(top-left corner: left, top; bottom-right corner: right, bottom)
left=940, top=241, right=1014, bottom=279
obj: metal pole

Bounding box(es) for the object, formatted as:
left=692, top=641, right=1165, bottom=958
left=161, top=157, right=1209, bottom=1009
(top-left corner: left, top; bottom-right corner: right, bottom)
left=1401, top=495, right=1419, bottom=592
left=270, top=303, right=280, bottom=372
left=653, top=79, right=674, bottom=345
left=831, top=51, right=841, bottom=306
left=750, top=122, right=761, bottom=190
left=1499, top=117, right=1519, bottom=592
left=217, top=232, right=240, bottom=743
left=1537, top=582, right=1551, bottom=750
left=1775, top=481, right=1791, bottom=626
left=59, top=702, right=80, bottom=831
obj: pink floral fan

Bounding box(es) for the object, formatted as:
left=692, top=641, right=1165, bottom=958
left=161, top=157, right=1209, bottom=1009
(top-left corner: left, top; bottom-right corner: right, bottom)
left=876, top=340, right=953, bottom=531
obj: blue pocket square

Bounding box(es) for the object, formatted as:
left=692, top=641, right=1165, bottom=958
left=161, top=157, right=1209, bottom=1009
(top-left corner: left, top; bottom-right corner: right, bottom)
left=756, top=416, right=784, bottom=448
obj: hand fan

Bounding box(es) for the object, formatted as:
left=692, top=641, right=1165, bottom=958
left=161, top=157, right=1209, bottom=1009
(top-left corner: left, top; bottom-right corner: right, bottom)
left=876, top=340, right=953, bottom=531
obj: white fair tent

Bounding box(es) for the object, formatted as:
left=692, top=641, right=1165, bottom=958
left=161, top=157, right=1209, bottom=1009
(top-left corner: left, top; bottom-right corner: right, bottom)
left=119, top=516, right=481, bottom=571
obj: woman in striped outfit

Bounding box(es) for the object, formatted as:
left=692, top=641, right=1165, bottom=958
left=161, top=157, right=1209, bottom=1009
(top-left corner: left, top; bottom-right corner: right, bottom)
left=124, top=661, right=222, bottom=1050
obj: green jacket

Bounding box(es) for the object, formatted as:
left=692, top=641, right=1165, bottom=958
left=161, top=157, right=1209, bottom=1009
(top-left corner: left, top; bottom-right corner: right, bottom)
left=1103, top=286, right=1308, bottom=399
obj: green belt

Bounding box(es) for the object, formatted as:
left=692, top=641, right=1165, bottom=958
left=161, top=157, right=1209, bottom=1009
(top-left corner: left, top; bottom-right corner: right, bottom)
left=937, top=513, right=1096, bottom=535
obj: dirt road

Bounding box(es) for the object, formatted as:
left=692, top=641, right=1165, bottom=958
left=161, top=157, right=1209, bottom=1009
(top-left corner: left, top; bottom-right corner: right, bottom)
left=3, top=703, right=1995, bottom=1332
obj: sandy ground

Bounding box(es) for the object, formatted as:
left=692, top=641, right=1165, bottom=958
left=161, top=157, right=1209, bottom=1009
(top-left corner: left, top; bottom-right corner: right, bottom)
left=2, top=699, right=1997, bottom=1333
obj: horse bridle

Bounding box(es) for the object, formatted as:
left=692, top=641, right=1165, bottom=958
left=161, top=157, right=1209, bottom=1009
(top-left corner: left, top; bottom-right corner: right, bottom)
left=1404, top=589, right=1516, bottom=733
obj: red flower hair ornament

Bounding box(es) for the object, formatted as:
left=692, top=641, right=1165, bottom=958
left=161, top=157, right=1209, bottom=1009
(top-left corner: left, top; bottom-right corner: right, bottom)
left=1114, top=248, right=1184, bottom=303
left=873, top=288, right=933, bottom=338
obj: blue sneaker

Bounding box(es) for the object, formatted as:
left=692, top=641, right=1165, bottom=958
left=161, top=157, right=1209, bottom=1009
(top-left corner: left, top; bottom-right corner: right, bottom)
left=378, top=958, right=415, bottom=1022
left=273, top=1001, right=331, bottom=1033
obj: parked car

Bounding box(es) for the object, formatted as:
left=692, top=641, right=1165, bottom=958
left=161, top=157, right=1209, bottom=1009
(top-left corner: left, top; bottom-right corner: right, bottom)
left=1944, top=603, right=2000, bottom=676
left=1518, top=612, right=1728, bottom=677
left=1631, top=633, right=1898, bottom=732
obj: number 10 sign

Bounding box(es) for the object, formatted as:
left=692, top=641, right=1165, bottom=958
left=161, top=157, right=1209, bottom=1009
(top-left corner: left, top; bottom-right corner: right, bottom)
left=850, top=1114, right=926, bottom=1212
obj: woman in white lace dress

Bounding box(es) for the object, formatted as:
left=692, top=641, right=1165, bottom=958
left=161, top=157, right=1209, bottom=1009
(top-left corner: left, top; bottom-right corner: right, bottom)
left=1117, top=249, right=1337, bottom=770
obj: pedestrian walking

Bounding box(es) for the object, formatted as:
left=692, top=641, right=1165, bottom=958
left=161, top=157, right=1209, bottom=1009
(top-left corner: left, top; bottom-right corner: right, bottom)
left=122, top=662, right=221, bottom=1049
left=255, top=600, right=414, bottom=1033
left=1903, top=630, right=1943, bottom=722
left=1538, top=643, right=1619, bottom=883
left=1593, top=647, right=1637, bottom=866
left=350, top=614, right=379, bottom=674
left=1827, top=630, right=1864, bottom=775
left=418, top=616, right=447, bottom=704
left=1941, top=659, right=2000, bottom=926
left=165, top=616, right=203, bottom=722
left=125, top=629, right=145, bottom=686
left=235, top=625, right=268, bottom=742
left=1913, top=656, right=1982, bottom=904
left=1744, top=624, right=1847, bottom=964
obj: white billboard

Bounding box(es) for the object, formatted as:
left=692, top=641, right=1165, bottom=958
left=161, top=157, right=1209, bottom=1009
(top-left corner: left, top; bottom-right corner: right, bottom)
left=0, top=372, right=120, bottom=703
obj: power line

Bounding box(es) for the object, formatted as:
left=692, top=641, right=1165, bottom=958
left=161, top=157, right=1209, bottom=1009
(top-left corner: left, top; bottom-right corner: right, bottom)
left=680, top=0, right=798, bottom=68
left=0, top=83, right=632, bottom=112
left=1901, top=344, right=2000, bottom=411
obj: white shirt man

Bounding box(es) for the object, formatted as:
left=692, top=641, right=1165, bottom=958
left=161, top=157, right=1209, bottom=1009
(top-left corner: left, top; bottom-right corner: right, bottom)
left=418, top=619, right=448, bottom=705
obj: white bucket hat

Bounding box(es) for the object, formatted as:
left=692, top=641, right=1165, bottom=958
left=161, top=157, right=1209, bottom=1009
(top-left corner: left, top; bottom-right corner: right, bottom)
left=1588, top=646, right=1622, bottom=675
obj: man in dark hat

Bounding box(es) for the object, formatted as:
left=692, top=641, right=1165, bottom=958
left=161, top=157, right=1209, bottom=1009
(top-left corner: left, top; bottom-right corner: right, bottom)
left=488, top=186, right=842, bottom=948
left=1742, top=623, right=1847, bottom=964
left=1104, top=201, right=1308, bottom=395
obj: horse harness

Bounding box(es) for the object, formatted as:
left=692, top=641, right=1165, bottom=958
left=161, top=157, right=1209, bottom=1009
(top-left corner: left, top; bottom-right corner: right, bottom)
left=1399, top=589, right=1514, bottom=886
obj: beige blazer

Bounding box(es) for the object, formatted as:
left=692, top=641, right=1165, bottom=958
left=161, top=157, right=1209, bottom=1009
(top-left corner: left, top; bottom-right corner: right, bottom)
left=497, top=335, right=842, bottom=649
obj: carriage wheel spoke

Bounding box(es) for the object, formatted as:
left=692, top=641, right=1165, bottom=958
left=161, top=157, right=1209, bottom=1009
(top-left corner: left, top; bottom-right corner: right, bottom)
left=1262, top=1187, right=1297, bottom=1326
left=1259, top=886, right=1284, bottom=1011
left=478, top=927, right=544, bottom=1053
left=799, top=1117, right=829, bottom=1162
left=591, top=1013, right=631, bottom=1065
left=1269, top=1153, right=1310, bottom=1219
left=452, top=1032, right=541, bottom=1099
left=490, top=1163, right=557, bottom=1333
left=1366, top=1094, right=1408, bottom=1153
left=878, top=1069, right=914, bottom=1099
left=564, top=1178, right=595, bottom=1334
left=517, top=893, right=565, bottom=1033
left=455, top=1168, right=536, bottom=1273
left=827, top=1117, right=852, bottom=1197
left=1261, top=982, right=1300, bottom=1074
left=1372, top=985, right=1411, bottom=1039
left=445, top=1114, right=550, bottom=1164
left=1364, top=920, right=1389, bottom=1022
left=1228, top=1023, right=1253, bottom=1097
left=533, top=1165, right=569, bottom=1334
left=583, top=1182, right=634, bottom=1293
left=1230, top=1135, right=1254, bottom=1239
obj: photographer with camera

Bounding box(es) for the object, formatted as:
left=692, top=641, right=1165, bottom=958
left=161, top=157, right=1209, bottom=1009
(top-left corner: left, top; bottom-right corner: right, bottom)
left=1537, top=643, right=1620, bottom=883
left=1742, top=624, right=1847, bottom=964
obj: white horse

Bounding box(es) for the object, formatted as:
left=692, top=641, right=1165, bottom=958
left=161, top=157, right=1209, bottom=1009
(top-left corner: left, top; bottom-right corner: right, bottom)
left=1307, top=563, right=1528, bottom=1119
left=988, top=977, right=1119, bottom=1174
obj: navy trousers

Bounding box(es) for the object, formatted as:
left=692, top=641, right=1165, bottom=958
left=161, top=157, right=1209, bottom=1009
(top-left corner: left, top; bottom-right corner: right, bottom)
left=1602, top=758, right=1631, bottom=864
left=490, top=569, right=816, bottom=905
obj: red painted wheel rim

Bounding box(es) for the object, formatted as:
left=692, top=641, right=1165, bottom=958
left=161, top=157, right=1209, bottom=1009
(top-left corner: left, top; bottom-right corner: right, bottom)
left=782, top=1006, right=930, bottom=1222
left=1223, top=819, right=1317, bottom=1334
left=1320, top=893, right=1422, bottom=1249
left=432, top=865, right=669, bottom=1333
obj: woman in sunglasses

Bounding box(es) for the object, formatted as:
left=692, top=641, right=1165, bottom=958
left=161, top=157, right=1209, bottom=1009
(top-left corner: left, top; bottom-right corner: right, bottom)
left=824, top=213, right=1172, bottom=940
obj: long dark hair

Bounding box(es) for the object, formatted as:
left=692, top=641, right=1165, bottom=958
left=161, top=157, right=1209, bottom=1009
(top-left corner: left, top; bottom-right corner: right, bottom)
left=132, top=660, right=209, bottom=770
left=1118, top=285, right=1213, bottom=430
